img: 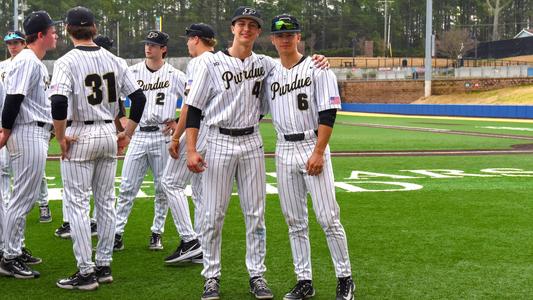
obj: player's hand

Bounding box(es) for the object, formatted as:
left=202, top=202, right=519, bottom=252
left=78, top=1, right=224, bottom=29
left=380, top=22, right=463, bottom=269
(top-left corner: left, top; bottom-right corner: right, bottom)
left=187, top=150, right=207, bottom=173
left=117, top=132, right=131, bottom=155
left=168, top=138, right=180, bottom=159
left=162, top=121, right=177, bottom=136
left=311, top=54, right=330, bottom=69
left=306, top=151, right=325, bottom=176
left=0, top=129, right=8, bottom=149
left=58, top=136, right=78, bottom=160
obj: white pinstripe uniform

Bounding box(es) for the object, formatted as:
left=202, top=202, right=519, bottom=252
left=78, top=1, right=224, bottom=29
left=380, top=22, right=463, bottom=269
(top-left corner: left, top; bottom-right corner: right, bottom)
left=0, top=71, right=4, bottom=253
left=162, top=52, right=212, bottom=243
left=50, top=46, right=139, bottom=274
left=2, top=49, right=52, bottom=260
left=264, top=56, right=351, bottom=281
left=115, top=61, right=185, bottom=237
left=0, top=59, right=49, bottom=207
left=185, top=51, right=275, bottom=279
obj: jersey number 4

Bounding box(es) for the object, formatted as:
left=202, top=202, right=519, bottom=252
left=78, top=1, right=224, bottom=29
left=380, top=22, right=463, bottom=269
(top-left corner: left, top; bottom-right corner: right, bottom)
left=85, top=73, right=117, bottom=105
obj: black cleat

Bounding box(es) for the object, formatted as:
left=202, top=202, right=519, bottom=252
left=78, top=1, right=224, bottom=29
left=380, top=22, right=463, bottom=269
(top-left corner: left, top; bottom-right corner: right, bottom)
left=250, top=276, right=274, bottom=299
left=190, top=252, right=203, bottom=264
left=39, top=205, right=52, bottom=223
left=95, top=266, right=113, bottom=283
left=148, top=232, right=163, bottom=250
left=201, top=277, right=220, bottom=300
left=283, top=280, right=315, bottom=300
left=90, top=221, right=98, bottom=237
left=20, top=248, right=42, bottom=265
left=114, top=234, right=124, bottom=251
left=164, top=239, right=201, bottom=263
left=336, top=276, right=356, bottom=300
left=55, top=222, right=71, bottom=239
left=0, top=257, right=40, bottom=279
left=56, top=271, right=98, bottom=290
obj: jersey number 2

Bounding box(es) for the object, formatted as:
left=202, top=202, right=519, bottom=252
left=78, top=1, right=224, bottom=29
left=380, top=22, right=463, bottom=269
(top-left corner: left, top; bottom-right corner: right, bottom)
left=156, top=93, right=165, bottom=105
left=85, top=73, right=117, bottom=105
left=297, top=93, right=309, bottom=110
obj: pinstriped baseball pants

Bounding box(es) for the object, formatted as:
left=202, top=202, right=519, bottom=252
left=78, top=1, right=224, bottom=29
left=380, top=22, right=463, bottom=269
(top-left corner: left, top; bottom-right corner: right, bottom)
left=2, top=124, right=50, bottom=259
left=61, top=122, right=117, bottom=275
left=276, top=138, right=352, bottom=280
left=115, top=131, right=169, bottom=236
left=162, top=124, right=208, bottom=243
left=200, top=127, right=267, bottom=279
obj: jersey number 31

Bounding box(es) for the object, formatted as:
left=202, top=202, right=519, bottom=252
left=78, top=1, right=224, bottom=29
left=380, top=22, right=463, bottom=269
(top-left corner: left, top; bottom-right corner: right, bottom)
left=85, top=73, right=117, bottom=105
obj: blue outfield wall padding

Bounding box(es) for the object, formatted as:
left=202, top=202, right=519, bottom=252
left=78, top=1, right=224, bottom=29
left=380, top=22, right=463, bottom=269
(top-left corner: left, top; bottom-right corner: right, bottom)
left=341, top=103, right=533, bottom=119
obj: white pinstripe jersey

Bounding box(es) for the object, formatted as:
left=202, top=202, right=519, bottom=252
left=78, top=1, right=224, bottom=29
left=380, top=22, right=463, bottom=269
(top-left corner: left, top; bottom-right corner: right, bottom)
left=50, top=46, right=138, bottom=122
left=182, top=51, right=214, bottom=108
left=129, top=61, right=186, bottom=127
left=185, top=51, right=276, bottom=128
left=264, top=56, right=342, bottom=135
left=4, top=49, right=51, bottom=125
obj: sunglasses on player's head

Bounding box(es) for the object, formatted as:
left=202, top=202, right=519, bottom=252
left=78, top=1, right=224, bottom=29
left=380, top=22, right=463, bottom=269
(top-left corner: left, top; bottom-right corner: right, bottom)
left=274, top=18, right=298, bottom=31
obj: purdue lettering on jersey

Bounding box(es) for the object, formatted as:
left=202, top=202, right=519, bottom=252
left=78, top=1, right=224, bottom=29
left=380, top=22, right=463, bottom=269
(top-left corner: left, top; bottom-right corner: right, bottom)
left=129, top=62, right=185, bottom=127
left=264, top=56, right=341, bottom=134
left=185, top=51, right=276, bottom=128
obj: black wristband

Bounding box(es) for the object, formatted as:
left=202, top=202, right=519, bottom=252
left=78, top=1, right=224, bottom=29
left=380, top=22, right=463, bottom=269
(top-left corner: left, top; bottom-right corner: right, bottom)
left=2, top=94, right=24, bottom=129
left=117, top=99, right=126, bottom=119
left=51, top=95, right=68, bottom=120
left=127, top=89, right=146, bottom=123
left=186, top=106, right=202, bottom=129
left=318, top=109, right=337, bottom=128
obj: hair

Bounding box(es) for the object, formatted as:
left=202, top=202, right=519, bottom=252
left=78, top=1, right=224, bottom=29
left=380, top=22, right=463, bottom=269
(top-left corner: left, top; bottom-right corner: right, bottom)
left=25, top=28, right=49, bottom=44
left=66, top=24, right=97, bottom=41
left=200, top=37, right=217, bottom=48
left=162, top=45, right=168, bottom=58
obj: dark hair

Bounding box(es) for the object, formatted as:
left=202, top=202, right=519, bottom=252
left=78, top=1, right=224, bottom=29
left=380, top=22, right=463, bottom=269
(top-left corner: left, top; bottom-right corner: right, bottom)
left=25, top=27, right=50, bottom=44
left=66, top=24, right=97, bottom=40
left=162, top=46, right=167, bottom=58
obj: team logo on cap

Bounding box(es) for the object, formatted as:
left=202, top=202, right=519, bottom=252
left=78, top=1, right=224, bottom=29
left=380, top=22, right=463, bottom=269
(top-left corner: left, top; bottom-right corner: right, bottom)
left=242, top=8, right=256, bottom=15
left=147, top=32, right=159, bottom=38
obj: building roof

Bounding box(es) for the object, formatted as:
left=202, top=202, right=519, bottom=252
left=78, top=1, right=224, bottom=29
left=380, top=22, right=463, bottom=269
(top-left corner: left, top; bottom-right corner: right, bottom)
left=514, top=28, right=533, bottom=39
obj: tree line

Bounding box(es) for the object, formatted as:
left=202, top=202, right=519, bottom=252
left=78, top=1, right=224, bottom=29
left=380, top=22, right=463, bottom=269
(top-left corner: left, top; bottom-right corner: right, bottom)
left=0, top=0, right=531, bottom=60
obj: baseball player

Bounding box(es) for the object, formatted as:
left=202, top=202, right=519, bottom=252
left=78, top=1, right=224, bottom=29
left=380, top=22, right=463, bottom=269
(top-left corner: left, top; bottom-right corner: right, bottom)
left=50, top=6, right=146, bottom=290
left=265, top=15, right=355, bottom=300
left=0, top=31, right=51, bottom=223
left=162, top=23, right=217, bottom=265
left=54, top=34, right=118, bottom=239
left=114, top=30, right=185, bottom=252
left=0, top=11, right=58, bottom=279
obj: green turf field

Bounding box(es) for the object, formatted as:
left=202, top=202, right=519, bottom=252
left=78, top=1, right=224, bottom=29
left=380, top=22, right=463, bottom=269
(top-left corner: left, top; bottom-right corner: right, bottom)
left=4, top=113, right=533, bottom=299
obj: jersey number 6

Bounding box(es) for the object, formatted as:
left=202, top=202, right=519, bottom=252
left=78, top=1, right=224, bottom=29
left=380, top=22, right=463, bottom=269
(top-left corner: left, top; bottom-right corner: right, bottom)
left=297, top=93, right=309, bottom=111
left=85, top=72, right=117, bottom=105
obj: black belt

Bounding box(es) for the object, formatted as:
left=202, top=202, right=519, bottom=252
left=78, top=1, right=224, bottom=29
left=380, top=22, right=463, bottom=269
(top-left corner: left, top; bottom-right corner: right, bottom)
left=36, top=121, right=47, bottom=128
left=66, top=120, right=112, bottom=127
left=284, top=130, right=318, bottom=142
left=219, top=127, right=254, bottom=137
left=139, top=126, right=160, bottom=132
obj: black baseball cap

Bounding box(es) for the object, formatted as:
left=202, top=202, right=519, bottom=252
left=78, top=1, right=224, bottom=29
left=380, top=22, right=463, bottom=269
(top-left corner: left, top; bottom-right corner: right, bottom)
left=23, top=10, right=59, bottom=36
left=231, top=6, right=263, bottom=28
left=65, top=6, right=95, bottom=27
left=94, top=35, right=113, bottom=50
left=185, top=23, right=215, bottom=39
left=271, top=14, right=301, bottom=34
left=142, top=30, right=169, bottom=46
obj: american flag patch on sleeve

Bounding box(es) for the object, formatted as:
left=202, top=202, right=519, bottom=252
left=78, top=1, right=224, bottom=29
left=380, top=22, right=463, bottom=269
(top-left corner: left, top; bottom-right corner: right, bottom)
left=329, top=96, right=341, bottom=105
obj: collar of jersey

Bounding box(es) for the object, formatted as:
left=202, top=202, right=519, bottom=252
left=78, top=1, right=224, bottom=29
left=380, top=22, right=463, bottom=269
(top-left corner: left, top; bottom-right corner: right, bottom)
left=75, top=46, right=101, bottom=52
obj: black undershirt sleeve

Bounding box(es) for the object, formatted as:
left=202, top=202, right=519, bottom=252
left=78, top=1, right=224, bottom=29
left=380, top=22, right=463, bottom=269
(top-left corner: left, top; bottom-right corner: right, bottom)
left=185, top=106, right=202, bottom=129
left=127, top=89, right=146, bottom=123
left=2, top=94, right=24, bottom=130
left=318, top=109, right=337, bottom=128
left=117, top=99, right=126, bottom=119
left=50, top=95, right=68, bottom=120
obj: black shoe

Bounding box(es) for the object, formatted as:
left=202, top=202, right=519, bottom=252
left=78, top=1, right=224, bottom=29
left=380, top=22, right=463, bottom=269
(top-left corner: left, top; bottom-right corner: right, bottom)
left=190, top=252, right=203, bottom=264
left=201, top=277, right=220, bottom=300
left=95, top=266, right=113, bottom=283
left=20, top=248, right=42, bottom=265
left=164, top=239, right=201, bottom=263
left=149, top=232, right=163, bottom=250
left=56, top=271, right=98, bottom=290
left=0, top=257, right=40, bottom=279
left=336, top=277, right=356, bottom=300
left=91, top=221, right=98, bottom=237
left=114, top=234, right=124, bottom=251
left=39, top=205, right=52, bottom=223
left=55, top=222, right=71, bottom=239
left=250, top=276, right=274, bottom=299
left=283, top=280, right=315, bottom=300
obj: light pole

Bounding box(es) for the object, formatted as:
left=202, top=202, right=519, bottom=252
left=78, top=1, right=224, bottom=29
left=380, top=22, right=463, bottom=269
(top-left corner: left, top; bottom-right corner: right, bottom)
left=424, top=0, right=432, bottom=97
